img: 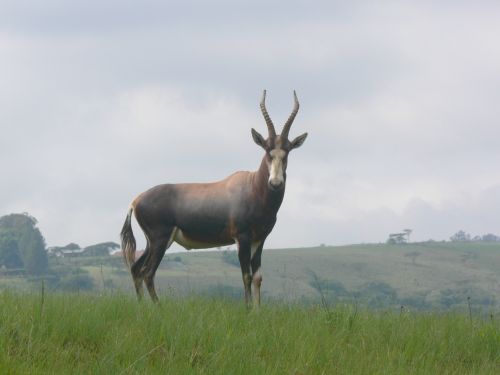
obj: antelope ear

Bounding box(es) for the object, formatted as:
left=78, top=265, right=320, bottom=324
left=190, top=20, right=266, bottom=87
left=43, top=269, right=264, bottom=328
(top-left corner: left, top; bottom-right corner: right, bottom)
left=251, top=128, right=266, bottom=149
left=290, top=132, right=308, bottom=150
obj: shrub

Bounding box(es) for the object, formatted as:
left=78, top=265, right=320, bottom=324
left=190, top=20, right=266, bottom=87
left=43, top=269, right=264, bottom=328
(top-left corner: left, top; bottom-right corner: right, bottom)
left=58, top=273, right=95, bottom=292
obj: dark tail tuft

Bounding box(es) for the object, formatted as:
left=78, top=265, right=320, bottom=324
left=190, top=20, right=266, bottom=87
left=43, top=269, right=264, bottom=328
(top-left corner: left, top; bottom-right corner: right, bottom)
left=121, top=207, right=136, bottom=269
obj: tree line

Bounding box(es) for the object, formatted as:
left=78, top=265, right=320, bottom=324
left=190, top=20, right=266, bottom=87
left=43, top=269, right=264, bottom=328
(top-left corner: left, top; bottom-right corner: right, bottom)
left=0, top=213, right=121, bottom=280
left=386, top=228, right=500, bottom=244
left=449, top=230, right=500, bottom=242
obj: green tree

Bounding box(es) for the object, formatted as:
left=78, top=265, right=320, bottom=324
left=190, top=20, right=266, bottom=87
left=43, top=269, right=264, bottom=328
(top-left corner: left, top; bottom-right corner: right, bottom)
left=355, top=281, right=399, bottom=308
left=450, top=230, right=471, bottom=242
left=62, top=243, right=81, bottom=251
left=83, top=242, right=118, bottom=256
left=403, top=228, right=413, bottom=242
left=0, top=213, right=48, bottom=275
left=58, top=273, right=95, bottom=292
left=0, top=233, right=23, bottom=268
left=387, top=233, right=407, bottom=244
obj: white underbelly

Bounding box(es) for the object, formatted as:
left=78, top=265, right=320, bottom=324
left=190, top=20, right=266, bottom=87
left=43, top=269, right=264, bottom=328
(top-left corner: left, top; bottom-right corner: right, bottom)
left=172, top=227, right=234, bottom=250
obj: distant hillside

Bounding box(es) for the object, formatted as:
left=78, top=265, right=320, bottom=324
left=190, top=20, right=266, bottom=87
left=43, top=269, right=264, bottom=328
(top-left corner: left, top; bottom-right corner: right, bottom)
left=1, top=241, right=499, bottom=311
left=143, top=241, right=499, bottom=311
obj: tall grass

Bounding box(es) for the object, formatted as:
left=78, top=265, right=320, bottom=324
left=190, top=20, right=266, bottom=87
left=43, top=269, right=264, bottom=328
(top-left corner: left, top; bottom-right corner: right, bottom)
left=0, top=291, right=498, bottom=374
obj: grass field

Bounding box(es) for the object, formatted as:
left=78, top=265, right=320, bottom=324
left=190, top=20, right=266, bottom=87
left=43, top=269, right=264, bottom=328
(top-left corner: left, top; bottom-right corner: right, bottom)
left=0, top=291, right=499, bottom=374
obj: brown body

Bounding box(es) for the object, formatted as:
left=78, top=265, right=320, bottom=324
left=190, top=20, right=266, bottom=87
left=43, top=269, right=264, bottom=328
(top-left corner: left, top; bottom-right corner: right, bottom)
left=121, top=91, right=307, bottom=306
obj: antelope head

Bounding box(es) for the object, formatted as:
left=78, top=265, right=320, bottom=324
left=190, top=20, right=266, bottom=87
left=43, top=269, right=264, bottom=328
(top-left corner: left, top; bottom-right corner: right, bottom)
left=251, top=90, right=308, bottom=191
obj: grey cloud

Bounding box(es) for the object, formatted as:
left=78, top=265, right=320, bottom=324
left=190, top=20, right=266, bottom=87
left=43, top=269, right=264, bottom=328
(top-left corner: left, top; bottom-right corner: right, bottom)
left=2, top=1, right=500, bottom=248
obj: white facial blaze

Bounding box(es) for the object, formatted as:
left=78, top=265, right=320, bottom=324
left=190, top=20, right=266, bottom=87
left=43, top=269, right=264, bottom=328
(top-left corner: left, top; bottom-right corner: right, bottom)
left=269, top=148, right=286, bottom=186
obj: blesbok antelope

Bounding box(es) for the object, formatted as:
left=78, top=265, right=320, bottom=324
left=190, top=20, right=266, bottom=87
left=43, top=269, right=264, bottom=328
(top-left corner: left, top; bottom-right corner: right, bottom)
left=121, top=90, right=308, bottom=306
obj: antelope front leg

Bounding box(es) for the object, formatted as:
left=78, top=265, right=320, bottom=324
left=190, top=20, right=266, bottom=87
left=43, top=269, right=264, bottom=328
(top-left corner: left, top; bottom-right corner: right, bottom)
left=237, top=237, right=252, bottom=307
left=251, top=243, right=264, bottom=308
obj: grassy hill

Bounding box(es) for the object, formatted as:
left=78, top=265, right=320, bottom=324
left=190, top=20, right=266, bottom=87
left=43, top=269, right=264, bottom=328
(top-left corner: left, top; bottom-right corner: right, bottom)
left=0, top=292, right=498, bottom=374
left=1, top=242, right=499, bottom=311
left=112, top=242, right=500, bottom=310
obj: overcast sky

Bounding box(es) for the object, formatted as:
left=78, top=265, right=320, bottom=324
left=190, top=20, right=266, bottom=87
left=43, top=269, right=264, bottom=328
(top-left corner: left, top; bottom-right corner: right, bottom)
left=1, top=1, right=500, bottom=250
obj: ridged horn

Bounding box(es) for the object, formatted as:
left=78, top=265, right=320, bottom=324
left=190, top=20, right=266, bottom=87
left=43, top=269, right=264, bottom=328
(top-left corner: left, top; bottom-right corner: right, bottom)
left=281, top=90, right=300, bottom=140
left=260, top=90, right=276, bottom=139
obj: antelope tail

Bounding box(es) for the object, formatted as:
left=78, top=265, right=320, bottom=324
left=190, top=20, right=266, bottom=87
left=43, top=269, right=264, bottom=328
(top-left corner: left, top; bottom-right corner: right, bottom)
left=120, top=207, right=136, bottom=269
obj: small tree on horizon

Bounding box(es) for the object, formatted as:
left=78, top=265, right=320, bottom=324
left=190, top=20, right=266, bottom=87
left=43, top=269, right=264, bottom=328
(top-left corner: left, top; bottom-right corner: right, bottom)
left=403, top=229, right=413, bottom=243
left=387, top=233, right=407, bottom=244
left=450, top=230, right=471, bottom=242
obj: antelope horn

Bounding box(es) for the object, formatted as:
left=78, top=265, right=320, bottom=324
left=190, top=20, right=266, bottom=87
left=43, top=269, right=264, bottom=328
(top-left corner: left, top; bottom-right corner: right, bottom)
left=281, top=90, right=300, bottom=140
left=260, top=90, right=276, bottom=138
